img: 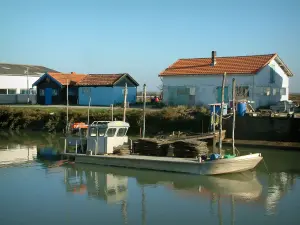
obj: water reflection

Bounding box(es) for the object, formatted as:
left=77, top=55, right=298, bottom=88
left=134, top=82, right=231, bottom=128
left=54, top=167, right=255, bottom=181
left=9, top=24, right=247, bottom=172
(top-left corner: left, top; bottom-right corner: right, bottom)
left=0, top=144, right=37, bottom=167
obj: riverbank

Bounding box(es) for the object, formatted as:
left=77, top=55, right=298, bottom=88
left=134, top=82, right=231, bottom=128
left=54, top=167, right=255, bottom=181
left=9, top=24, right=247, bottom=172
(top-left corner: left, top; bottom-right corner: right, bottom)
left=0, top=106, right=210, bottom=134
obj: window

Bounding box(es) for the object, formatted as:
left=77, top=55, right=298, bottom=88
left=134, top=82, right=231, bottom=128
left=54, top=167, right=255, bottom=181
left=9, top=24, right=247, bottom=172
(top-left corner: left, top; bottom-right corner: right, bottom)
left=236, top=86, right=249, bottom=98
left=272, top=88, right=279, bottom=96
left=52, top=89, right=58, bottom=96
left=90, top=127, right=97, bottom=137
left=263, top=87, right=270, bottom=96
left=117, top=128, right=127, bottom=137
left=8, top=89, right=16, bottom=94
left=40, top=89, right=45, bottom=96
left=280, top=88, right=286, bottom=95
left=20, top=89, right=28, bottom=94
left=98, top=128, right=106, bottom=136
left=106, top=128, right=116, bottom=137
left=0, top=89, right=7, bottom=94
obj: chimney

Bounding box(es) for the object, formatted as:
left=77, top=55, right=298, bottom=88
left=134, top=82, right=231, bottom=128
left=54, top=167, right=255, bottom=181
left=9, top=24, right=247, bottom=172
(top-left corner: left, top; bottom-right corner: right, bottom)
left=211, top=51, right=216, bottom=66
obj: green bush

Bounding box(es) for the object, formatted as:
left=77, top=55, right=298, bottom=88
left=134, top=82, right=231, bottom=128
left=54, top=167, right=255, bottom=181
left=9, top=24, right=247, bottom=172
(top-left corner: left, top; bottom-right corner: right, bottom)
left=0, top=106, right=210, bottom=134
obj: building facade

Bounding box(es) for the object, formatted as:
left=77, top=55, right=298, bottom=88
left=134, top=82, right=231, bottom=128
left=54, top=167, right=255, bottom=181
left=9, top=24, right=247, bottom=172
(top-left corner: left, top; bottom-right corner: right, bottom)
left=0, top=63, right=58, bottom=95
left=159, top=52, right=293, bottom=109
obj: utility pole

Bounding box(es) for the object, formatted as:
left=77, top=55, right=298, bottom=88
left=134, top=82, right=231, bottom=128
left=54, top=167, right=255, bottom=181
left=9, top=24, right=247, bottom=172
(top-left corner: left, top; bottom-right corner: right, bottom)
left=218, top=72, right=226, bottom=153
left=88, top=94, right=91, bottom=125
left=142, top=84, right=146, bottom=138
left=66, top=79, right=69, bottom=133
left=232, top=78, right=236, bottom=155
left=123, top=83, right=128, bottom=122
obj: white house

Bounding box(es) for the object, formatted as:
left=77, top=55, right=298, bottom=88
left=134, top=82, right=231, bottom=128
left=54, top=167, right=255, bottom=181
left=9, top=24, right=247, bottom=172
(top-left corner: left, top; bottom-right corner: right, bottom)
left=0, top=63, right=58, bottom=95
left=159, top=51, right=294, bottom=109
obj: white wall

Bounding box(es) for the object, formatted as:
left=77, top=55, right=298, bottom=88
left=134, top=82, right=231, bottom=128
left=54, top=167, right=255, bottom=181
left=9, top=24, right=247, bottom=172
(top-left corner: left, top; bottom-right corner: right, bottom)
left=162, top=74, right=254, bottom=106
left=0, top=74, right=39, bottom=94
left=0, top=94, right=37, bottom=104
left=162, top=59, right=290, bottom=109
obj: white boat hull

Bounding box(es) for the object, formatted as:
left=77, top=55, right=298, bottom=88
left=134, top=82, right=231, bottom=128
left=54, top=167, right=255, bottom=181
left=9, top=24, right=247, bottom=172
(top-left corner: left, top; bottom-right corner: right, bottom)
left=63, top=153, right=263, bottom=176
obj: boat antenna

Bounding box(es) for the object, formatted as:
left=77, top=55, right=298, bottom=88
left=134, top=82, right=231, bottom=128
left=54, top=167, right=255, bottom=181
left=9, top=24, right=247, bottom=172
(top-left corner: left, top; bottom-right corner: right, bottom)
left=142, top=84, right=146, bottom=138
left=218, top=72, right=226, bottom=153
left=232, top=78, right=236, bottom=155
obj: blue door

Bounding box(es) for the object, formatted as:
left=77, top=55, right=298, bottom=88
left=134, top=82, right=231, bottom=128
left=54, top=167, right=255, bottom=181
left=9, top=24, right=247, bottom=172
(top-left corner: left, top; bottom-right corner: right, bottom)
left=45, top=88, right=52, bottom=105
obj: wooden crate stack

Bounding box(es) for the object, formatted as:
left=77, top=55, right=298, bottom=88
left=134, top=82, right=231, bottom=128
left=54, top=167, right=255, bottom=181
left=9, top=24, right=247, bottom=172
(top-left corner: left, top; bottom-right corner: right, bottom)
left=134, top=138, right=170, bottom=156
left=171, top=140, right=209, bottom=158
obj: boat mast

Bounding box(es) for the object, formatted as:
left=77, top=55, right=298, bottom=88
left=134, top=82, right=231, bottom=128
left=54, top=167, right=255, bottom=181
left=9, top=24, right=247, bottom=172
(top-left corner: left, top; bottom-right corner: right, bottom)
left=232, top=78, right=236, bottom=155
left=142, top=84, right=146, bottom=138
left=123, top=83, right=128, bottom=122
left=218, top=72, right=226, bottom=153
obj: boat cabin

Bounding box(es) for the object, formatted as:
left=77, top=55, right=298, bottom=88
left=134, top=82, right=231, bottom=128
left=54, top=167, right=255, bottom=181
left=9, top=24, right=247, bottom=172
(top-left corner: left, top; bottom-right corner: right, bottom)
left=86, top=121, right=130, bottom=155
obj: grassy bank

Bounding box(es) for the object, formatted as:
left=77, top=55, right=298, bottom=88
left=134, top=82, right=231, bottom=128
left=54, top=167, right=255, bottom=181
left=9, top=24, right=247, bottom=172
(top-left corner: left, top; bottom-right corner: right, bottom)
left=0, top=106, right=210, bottom=135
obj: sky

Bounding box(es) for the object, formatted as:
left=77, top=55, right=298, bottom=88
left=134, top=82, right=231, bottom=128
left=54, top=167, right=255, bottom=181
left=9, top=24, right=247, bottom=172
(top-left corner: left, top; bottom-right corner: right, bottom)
left=0, top=0, right=299, bottom=92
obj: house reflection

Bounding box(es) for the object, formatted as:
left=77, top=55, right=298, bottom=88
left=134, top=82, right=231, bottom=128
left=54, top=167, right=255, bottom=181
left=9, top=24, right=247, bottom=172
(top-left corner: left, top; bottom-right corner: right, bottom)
left=63, top=166, right=128, bottom=204
left=0, top=144, right=37, bottom=166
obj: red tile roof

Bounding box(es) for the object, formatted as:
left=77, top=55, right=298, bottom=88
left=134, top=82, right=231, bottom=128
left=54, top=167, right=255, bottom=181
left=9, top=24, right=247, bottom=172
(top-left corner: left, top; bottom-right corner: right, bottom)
left=76, top=74, right=123, bottom=86
left=159, top=54, right=277, bottom=76
left=48, top=72, right=87, bottom=85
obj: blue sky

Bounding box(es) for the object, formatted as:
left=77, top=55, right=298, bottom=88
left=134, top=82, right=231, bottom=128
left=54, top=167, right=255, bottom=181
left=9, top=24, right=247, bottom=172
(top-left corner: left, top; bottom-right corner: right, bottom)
left=0, top=0, right=299, bottom=92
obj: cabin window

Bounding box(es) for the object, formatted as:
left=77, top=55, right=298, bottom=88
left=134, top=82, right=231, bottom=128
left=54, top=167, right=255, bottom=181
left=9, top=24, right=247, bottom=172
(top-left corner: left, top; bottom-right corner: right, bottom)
left=98, top=128, right=106, bottom=136
left=117, top=128, right=127, bottom=137
left=0, top=89, right=7, bottom=94
left=40, top=89, right=45, bottom=96
left=90, top=127, right=97, bottom=137
left=106, top=128, right=117, bottom=137
left=52, top=89, right=58, bottom=96
left=8, top=89, right=17, bottom=94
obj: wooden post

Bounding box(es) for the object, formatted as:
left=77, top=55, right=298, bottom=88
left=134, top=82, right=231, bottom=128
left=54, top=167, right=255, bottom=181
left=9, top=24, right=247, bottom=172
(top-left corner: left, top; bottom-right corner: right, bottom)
left=142, top=84, right=146, bottom=138
left=232, top=78, right=236, bottom=155
left=123, top=83, right=128, bottom=122
left=218, top=72, right=226, bottom=153
left=64, top=138, right=67, bottom=153
left=88, top=95, right=91, bottom=125
left=213, top=105, right=216, bottom=134
left=66, top=79, right=69, bottom=133
left=111, top=104, right=114, bottom=121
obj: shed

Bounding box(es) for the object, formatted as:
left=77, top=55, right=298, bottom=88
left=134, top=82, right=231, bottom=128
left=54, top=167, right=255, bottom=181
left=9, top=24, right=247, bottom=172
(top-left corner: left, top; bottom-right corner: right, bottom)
left=32, top=72, right=86, bottom=105
left=76, top=73, right=139, bottom=106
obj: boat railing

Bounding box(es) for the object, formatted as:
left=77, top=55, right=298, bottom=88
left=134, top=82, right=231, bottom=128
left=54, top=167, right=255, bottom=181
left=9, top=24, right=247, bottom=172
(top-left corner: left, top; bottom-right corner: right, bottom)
left=91, top=121, right=111, bottom=126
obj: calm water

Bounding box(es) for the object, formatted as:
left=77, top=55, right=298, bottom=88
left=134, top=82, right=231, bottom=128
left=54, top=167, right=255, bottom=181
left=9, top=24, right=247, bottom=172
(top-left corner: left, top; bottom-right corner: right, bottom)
left=0, top=131, right=300, bottom=225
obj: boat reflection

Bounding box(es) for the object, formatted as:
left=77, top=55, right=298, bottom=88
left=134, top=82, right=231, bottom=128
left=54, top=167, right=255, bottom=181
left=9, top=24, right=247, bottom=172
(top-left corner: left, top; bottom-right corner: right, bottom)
left=63, top=164, right=263, bottom=202
left=63, top=166, right=128, bottom=204
left=0, top=144, right=37, bottom=167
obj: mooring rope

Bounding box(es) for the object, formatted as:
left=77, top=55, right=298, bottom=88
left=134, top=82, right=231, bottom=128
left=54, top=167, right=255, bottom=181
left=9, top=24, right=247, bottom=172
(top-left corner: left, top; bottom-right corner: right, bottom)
left=262, top=158, right=270, bottom=174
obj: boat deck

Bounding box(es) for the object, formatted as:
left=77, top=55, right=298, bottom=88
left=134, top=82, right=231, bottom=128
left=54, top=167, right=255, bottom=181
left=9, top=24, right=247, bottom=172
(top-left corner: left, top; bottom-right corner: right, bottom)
left=62, top=153, right=200, bottom=164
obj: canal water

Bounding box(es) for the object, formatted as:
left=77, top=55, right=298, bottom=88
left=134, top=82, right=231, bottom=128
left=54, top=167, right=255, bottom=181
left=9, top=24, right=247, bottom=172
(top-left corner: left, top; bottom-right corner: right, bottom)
left=0, top=131, right=300, bottom=225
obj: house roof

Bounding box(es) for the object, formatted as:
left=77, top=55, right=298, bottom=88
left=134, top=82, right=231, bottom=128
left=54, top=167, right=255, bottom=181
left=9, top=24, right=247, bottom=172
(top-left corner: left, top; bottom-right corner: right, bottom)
left=76, top=73, right=139, bottom=86
left=0, top=63, right=58, bottom=75
left=159, top=53, right=294, bottom=77
left=32, top=72, right=87, bottom=87
left=47, top=72, right=87, bottom=85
